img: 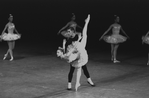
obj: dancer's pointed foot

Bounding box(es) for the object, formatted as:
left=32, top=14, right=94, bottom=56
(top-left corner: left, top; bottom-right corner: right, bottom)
left=75, top=83, right=80, bottom=91
left=10, top=57, right=13, bottom=61
left=113, top=59, right=120, bottom=63
left=147, top=62, right=149, bottom=65
left=3, top=54, right=7, bottom=60
left=67, top=83, right=72, bottom=90
left=87, top=78, right=95, bottom=87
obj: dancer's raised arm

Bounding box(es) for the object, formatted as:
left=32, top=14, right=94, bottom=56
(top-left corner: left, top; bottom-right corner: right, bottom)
left=80, top=14, right=90, bottom=48
left=58, top=23, right=70, bottom=34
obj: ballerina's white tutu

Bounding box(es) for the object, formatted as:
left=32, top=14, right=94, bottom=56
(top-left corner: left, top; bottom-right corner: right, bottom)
left=61, top=30, right=75, bottom=38
left=142, top=36, right=149, bottom=44
left=57, top=47, right=79, bottom=63
left=57, top=42, right=88, bottom=68
left=69, top=42, right=88, bottom=68
left=70, top=50, right=88, bottom=68
left=1, top=33, right=21, bottom=41
left=103, top=34, right=127, bottom=44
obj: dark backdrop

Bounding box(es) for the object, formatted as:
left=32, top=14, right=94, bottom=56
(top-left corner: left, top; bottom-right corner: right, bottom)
left=0, top=0, right=148, bottom=55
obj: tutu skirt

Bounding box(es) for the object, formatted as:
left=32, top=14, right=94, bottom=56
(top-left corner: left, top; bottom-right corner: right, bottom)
left=142, top=36, right=149, bottom=44
left=56, top=47, right=79, bottom=62
left=1, top=33, right=21, bottom=41
left=57, top=44, right=88, bottom=68
left=61, top=31, right=74, bottom=38
left=70, top=50, right=88, bottom=68
left=103, top=34, right=127, bottom=44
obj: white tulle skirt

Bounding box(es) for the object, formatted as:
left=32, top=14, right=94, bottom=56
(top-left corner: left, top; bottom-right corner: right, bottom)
left=142, top=36, right=149, bottom=44
left=61, top=31, right=73, bottom=38
left=103, top=34, right=127, bottom=44
left=70, top=50, right=88, bottom=68
left=1, top=33, right=21, bottom=41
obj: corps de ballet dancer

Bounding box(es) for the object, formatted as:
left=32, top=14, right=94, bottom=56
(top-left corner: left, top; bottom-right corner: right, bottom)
left=57, top=13, right=82, bottom=38
left=99, top=15, right=129, bottom=63
left=142, top=31, right=149, bottom=65
left=1, top=14, right=21, bottom=61
left=57, top=14, right=95, bottom=91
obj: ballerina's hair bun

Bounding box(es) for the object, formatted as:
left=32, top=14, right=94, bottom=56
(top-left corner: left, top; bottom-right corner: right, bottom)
left=9, top=14, right=13, bottom=17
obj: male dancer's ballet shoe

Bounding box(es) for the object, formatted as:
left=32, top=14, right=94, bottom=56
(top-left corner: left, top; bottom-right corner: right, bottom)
left=87, top=78, right=95, bottom=87
left=67, top=83, right=72, bottom=90
left=75, top=83, right=80, bottom=91
left=3, top=54, right=7, bottom=60
left=147, top=62, right=149, bottom=65
left=113, top=60, right=120, bottom=63
left=87, top=81, right=95, bottom=87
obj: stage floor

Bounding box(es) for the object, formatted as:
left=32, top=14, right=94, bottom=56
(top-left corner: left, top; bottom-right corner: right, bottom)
left=0, top=44, right=148, bottom=98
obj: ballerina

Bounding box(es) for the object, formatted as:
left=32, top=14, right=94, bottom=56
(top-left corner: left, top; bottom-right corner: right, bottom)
left=142, top=31, right=149, bottom=65
left=57, top=14, right=94, bottom=91
left=99, top=15, right=129, bottom=63
left=1, top=14, right=21, bottom=61
left=57, top=13, right=82, bottom=38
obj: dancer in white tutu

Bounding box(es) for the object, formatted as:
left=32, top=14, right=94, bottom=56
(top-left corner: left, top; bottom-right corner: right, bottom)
left=58, top=13, right=81, bottom=38
left=1, top=14, right=21, bottom=61
left=142, top=31, right=149, bottom=65
left=99, top=15, right=129, bottom=63
left=57, top=14, right=94, bottom=91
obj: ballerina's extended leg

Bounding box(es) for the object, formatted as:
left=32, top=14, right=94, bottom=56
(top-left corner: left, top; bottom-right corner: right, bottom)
left=3, top=50, right=9, bottom=60
left=75, top=67, right=81, bottom=91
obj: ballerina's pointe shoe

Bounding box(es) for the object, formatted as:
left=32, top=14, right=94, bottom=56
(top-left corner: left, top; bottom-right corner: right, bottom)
left=67, top=83, right=72, bottom=90
left=10, top=57, right=13, bottom=61
left=113, top=59, right=120, bottom=63
left=75, top=83, right=80, bottom=91
left=3, top=54, right=7, bottom=60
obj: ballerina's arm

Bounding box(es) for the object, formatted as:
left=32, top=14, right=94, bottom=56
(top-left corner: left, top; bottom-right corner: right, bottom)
left=99, top=24, right=113, bottom=40
left=1, top=23, right=8, bottom=35
left=76, top=24, right=82, bottom=29
left=121, top=26, right=129, bottom=38
left=142, top=31, right=149, bottom=44
left=14, top=26, right=20, bottom=34
left=58, top=21, right=77, bottom=34
left=145, top=31, right=149, bottom=37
